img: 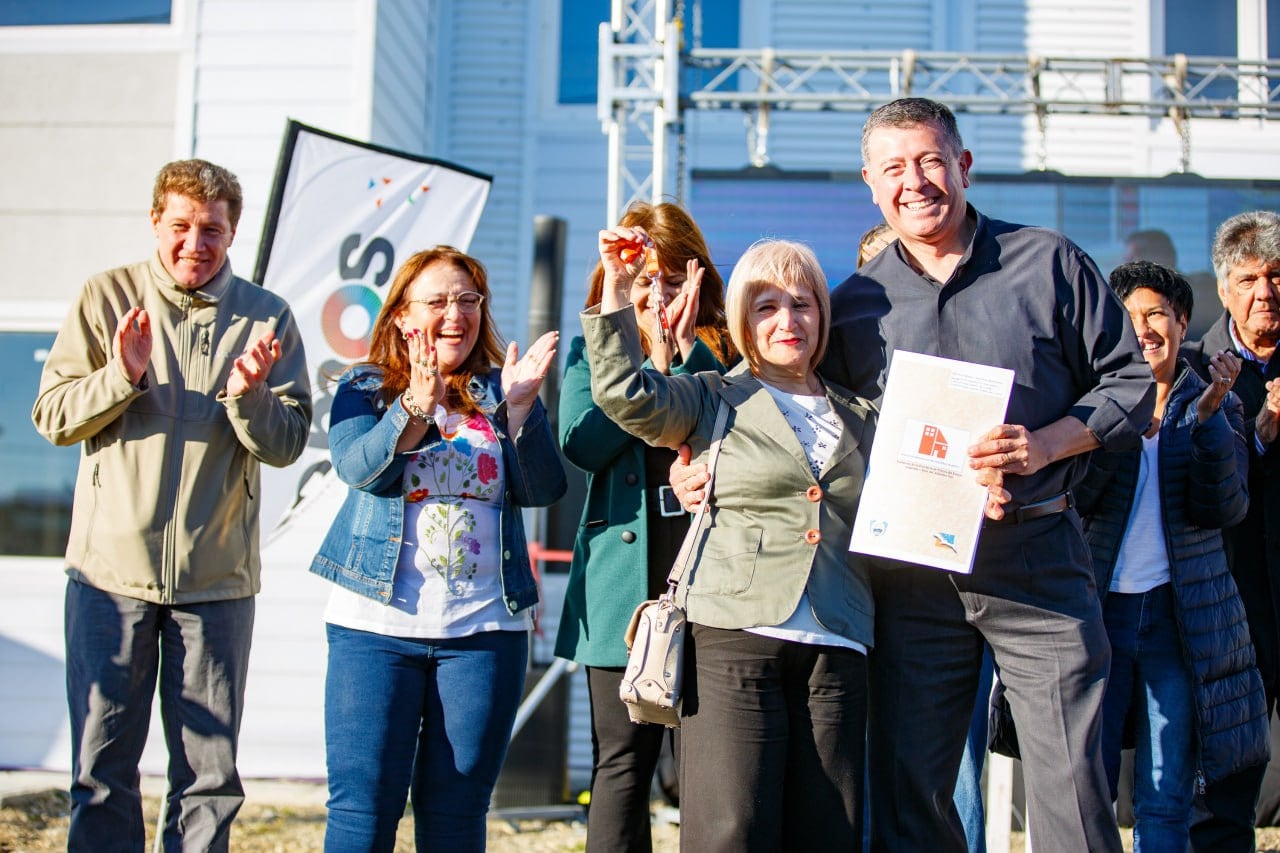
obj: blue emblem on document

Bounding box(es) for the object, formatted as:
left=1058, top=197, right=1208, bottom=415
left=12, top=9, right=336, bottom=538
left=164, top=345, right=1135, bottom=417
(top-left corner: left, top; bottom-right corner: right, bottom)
left=932, top=532, right=958, bottom=553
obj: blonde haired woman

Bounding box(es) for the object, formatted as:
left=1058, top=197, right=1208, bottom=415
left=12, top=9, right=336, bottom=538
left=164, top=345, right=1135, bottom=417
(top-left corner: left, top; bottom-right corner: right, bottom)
left=583, top=236, right=874, bottom=850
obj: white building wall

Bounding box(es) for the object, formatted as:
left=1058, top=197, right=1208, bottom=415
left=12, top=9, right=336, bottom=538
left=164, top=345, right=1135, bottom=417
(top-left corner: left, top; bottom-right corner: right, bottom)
left=764, top=0, right=938, bottom=171
left=0, top=41, right=182, bottom=304
left=371, top=0, right=437, bottom=154
left=434, top=0, right=539, bottom=343
left=1019, top=0, right=1280, bottom=181
left=190, top=0, right=377, bottom=278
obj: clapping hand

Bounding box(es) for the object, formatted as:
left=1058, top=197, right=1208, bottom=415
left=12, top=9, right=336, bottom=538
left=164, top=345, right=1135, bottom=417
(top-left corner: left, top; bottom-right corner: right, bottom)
left=502, top=330, right=559, bottom=431
left=666, top=259, right=704, bottom=364
left=113, top=307, right=152, bottom=386
left=1196, top=349, right=1242, bottom=423
left=1258, top=378, right=1280, bottom=446
left=226, top=328, right=282, bottom=397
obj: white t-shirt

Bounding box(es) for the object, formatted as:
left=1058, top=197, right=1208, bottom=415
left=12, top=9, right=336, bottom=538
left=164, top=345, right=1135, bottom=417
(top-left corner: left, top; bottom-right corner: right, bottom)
left=1110, top=432, right=1171, bottom=594
left=745, top=383, right=867, bottom=654
left=325, top=409, right=532, bottom=638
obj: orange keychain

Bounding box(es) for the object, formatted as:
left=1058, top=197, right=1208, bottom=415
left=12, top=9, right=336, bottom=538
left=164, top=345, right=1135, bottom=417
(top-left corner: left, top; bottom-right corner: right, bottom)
left=644, top=245, right=672, bottom=344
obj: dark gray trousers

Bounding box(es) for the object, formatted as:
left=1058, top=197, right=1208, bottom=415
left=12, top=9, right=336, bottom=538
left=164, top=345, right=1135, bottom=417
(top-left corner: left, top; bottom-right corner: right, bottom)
left=866, top=513, right=1121, bottom=853
left=65, top=579, right=254, bottom=853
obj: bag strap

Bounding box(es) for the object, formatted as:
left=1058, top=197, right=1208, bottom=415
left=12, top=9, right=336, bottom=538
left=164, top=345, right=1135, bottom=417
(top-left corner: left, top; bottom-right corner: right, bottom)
left=665, top=398, right=730, bottom=592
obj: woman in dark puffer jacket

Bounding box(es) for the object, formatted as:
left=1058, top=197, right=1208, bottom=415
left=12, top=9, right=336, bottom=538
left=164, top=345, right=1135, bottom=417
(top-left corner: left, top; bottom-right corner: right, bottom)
left=1075, top=261, right=1269, bottom=851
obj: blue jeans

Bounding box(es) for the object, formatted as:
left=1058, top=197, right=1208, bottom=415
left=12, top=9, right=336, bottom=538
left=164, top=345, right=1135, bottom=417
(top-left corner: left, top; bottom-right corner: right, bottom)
left=1102, top=583, right=1197, bottom=852
left=64, top=579, right=254, bottom=853
left=323, top=624, right=528, bottom=852
left=954, top=645, right=993, bottom=853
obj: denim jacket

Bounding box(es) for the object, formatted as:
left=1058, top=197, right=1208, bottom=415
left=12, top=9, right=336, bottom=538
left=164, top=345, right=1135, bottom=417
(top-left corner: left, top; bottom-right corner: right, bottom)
left=310, top=365, right=567, bottom=614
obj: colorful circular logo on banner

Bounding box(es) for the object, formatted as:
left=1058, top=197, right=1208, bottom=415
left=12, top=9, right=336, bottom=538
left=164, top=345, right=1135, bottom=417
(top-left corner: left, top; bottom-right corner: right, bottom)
left=321, top=284, right=383, bottom=359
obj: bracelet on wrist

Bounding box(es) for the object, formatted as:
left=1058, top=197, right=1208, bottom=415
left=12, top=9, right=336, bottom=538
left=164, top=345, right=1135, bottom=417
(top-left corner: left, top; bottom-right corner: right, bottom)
left=402, top=389, right=432, bottom=422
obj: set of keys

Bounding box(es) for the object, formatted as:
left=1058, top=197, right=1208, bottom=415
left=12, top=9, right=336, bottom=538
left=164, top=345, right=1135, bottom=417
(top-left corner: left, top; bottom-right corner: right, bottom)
left=620, top=238, right=672, bottom=343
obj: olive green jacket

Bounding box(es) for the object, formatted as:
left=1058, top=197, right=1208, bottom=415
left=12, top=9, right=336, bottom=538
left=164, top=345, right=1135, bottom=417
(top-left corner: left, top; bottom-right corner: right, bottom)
left=32, top=255, right=312, bottom=604
left=582, top=305, right=876, bottom=646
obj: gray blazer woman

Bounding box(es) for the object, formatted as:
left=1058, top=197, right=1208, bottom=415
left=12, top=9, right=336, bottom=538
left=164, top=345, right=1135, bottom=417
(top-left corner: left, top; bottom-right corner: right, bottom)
left=581, top=305, right=876, bottom=646
left=582, top=236, right=878, bottom=850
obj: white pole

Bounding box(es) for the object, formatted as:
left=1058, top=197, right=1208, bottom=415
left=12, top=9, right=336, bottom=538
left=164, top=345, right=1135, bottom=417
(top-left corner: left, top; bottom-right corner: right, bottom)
left=985, top=753, right=1014, bottom=853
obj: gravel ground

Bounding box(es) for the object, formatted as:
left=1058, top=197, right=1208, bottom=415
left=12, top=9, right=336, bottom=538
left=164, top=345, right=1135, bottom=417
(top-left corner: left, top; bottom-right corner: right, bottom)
left=7, top=789, right=1280, bottom=851
left=0, top=789, right=678, bottom=852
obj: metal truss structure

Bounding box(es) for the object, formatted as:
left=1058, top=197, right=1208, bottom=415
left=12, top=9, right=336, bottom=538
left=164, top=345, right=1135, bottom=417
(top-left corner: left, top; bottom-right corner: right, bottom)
left=599, top=0, right=1280, bottom=223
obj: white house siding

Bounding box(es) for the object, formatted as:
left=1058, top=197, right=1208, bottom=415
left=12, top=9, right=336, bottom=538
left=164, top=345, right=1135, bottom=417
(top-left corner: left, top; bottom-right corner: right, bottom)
left=371, top=0, right=436, bottom=155
left=0, top=48, right=178, bottom=304
left=1017, top=0, right=1280, bottom=183
left=435, top=0, right=538, bottom=343
left=762, top=0, right=937, bottom=171
left=967, top=0, right=1029, bottom=172
left=191, top=0, right=376, bottom=277
left=0, top=557, right=70, bottom=770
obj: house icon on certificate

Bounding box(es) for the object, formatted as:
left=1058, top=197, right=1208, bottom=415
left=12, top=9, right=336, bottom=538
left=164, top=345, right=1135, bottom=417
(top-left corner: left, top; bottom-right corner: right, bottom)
left=918, top=424, right=949, bottom=459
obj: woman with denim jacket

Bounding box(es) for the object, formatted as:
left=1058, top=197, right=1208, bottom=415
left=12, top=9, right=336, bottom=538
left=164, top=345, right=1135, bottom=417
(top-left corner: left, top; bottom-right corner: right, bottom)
left=1075, top=261, right=1268, bottom=850
left=309, top=246, right=566, bottom=852
left=554, top=201, right=736, bottom=852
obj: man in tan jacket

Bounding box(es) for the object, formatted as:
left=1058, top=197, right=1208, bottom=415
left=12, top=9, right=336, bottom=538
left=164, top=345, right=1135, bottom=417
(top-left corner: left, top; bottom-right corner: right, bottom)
left=31, top=159, right=312, bottom=851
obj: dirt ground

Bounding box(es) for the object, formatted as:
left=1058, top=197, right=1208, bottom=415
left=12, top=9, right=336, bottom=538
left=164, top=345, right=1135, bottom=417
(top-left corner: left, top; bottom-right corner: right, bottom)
left=7, top=790, right=1280, bottom=852
left=0, top=789, right=669, bottom=852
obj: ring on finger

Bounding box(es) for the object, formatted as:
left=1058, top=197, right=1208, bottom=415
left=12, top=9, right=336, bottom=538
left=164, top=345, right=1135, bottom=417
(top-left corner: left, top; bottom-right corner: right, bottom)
left=426, top=368, right=439, bottom=376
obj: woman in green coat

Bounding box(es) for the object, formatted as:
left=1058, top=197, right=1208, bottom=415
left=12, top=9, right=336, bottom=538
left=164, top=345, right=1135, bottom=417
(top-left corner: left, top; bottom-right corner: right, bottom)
left=554, top=201, right=735, bottom=853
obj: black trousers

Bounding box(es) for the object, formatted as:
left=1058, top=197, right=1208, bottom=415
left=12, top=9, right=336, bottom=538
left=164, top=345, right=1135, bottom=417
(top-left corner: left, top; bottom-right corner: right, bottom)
left=679, top=624, right=867, bottom=853
left=585, top=666, right=676, bottom=853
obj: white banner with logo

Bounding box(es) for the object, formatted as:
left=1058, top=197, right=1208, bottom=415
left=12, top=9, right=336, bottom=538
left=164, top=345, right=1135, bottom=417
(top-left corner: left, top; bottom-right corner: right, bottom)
left=254, top=120, right=492, bottom=535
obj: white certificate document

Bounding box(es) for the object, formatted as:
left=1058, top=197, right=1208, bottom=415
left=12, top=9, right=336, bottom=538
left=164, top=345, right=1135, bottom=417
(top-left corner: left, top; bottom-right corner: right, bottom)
left=849, top=351, right=1014, bottom=574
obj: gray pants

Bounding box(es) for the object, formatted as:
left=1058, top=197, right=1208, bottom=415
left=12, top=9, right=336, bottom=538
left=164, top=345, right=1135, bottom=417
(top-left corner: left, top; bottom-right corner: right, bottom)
left=65, top=579, right=255, bottom=853
left=866, top=513, right=1121, bottom=853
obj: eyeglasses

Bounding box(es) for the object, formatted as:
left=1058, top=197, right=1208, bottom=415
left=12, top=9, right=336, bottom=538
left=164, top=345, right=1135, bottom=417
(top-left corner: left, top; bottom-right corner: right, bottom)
left=407, top=291, right=485, bottom=315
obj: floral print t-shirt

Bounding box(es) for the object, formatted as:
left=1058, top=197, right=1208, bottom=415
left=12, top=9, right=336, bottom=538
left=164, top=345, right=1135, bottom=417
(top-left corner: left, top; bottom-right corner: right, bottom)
left=325, top=408, right=532, bottom=638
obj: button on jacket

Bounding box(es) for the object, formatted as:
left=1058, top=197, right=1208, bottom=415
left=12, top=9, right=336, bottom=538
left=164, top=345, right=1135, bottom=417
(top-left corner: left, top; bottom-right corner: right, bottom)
left=582, top=305, right=877, bottom=648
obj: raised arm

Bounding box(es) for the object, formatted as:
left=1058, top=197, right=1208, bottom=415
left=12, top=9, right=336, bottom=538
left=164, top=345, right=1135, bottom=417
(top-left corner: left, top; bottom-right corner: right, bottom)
left=219, top=307, right=313, bottom=468
left=32, top=285, right=147, bottom=446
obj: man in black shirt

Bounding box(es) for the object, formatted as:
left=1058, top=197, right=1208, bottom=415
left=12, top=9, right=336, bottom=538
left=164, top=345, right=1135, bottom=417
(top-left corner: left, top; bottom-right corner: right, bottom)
left=823, top=98, right=1154, bottom=851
